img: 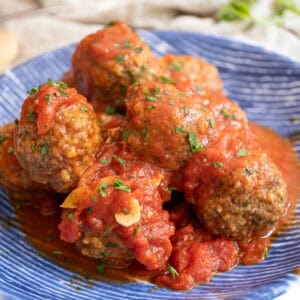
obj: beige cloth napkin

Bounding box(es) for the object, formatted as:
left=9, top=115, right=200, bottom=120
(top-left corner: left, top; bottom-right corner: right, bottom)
left=0, top=0, right=300, bottom=73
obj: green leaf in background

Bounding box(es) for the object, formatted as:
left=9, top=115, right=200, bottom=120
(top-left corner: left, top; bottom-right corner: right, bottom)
left=217, top=0, right=255, bottom=21
left=273, top=0, right=300, bottom=16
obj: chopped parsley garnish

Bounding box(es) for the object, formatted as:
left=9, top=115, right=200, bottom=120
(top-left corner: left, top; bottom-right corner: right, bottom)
left=188, top=132, right=203, bottom=153
left=168, top=265, right=179, bottom=278
left=141, top=123, right=148, bottom=141
left=122, top=40, right=132, bottom=48
left=99, top=183, right=109, bottom=197
left=237, top=148, right=247, bottom=157
left=14, top=119, right=19, bottom=126
left=183, top=106, right=189, bottom=115
left=7, top=146, right=14, bottom=154
left=127, top=70, right=137, bottom=84
left=121, top=128, right=130, bottom=141
left=105, top=20, right=116, bottom=27
left=207, top=118, right=215, bottom=128
left=96, top=263, right=105, bottom=273
left=213, top=162, right=224, bottom=169
left=148, top=105, right=156, bottom=110
left=100, top=158, right=109, bottom=165
left=264, top=250, right=269, bottom=259
left=1, top=249, right=8, bottom=254
left=221, top=108, right=236, bottom=120
left=105, top=105, right=116, bottom=115
left=27, top=112, right=36, bottom=122
left=105, top=241, right=118, bottom=248
left=134, top=47, right=143, bottom=53
left=52, top=250, right=63, bottom=255
left=169, top=99, right=175, bottom=105
left=195, top=86, right=202, bottom=94
left=27, top=86, right=40, bottom=96
left=115, top=53, right=125, bottom=64
left=113, top=179, right=131, bottom=192
left=167, top=187, right=176, bottom=193
left=129, top=173, right=136, bottom=179
left=67, top=212, right=74, bottom=222
left=112, top=154, right=126, bottom=165
left=160, top=76, right=174, bottom=84
left=139, top=65, right=147, bottom=76
left=92, top=195, right=98, bottom=202
left=144, top=87, right=161, bottom=102
left=47, top=78, right=68, bottom=97
left=99, top=251, right=111, bottom=261
left=133, top=224, right=140, bottom=241
left=81, top=106, right=89, bottom=112
left=87, top=207, right=93, bottom=214
left=169, top=61, right=183, bottom=71
left=244, top=168, right=252, bottom=175
left=40, top=143, right=49, bottom=156
left=174, top=126, right=186, bottom=135
left=0, top=135, right=7, bottom=144
left=45, top=94, right=52, bottom=103
left=75, top=287, right=81, bottom=291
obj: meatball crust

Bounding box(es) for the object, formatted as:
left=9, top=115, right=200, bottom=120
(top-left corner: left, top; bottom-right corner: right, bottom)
left=0, top=123, right=45, bottom=199
left=123, top=82, right=214, bottom=170
left=159, top=54, right=223, bottom=93
left=199, top=154, right=287, bottom=241
left=71, top=21, right=163, bottom=111
left=15, top=81, right=101, bottom=193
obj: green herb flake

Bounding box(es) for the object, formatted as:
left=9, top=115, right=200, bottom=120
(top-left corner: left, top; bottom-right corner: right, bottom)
left=52, top=250, right=63, bottom=255
left=148, top=105, right=156, bottom=110
left=27, top=111, right=36, bottom=122
left=169, top=99, right=175, bottom=106
left=213, top=162, right=224, bottom=169
left=221, top=108, right=236, bottom=120
left=113, top=179, right=131, bottom=192
left=1, top=249, right=8, bottom=254
left=96, top=263, right=105, bottom=273
left=129, top=173, right=136, bottom=179
left=264, top=250, right=270, bottom=259
left=168, top=265, right=179, bottom=278
left=92, top=195, right=98, bottom=202
left=183, top=106, right=189, bottom=115
left=112, top=154, right=126, bottom=165
left=0, top=135, right=7, bottom=144
left=81, top=106, right=89, bottom=112
left=244, top=168, right=252, bottom=175
left=87, top=207, right=93, bottom=215
left=105, top=241, right=118, bottom=248
left=217, top=0, right=254, bottom=22
left=237, top=148, right=247, bottom=157
left=105, top=105, right=116, bottom=115
left=105, top=20, right=116, bottom=27
left=75, top=286, right=81, bottom=291
left=160, top=76, right=174, bottom=84
left=195, top=86, right=202, bottom=94
left=14, top=119, right=19, bottom=126
left=207, top=118, right=215, bottom=128
left=31, top=146, right=36, bottom=151
left=121, top=128, right=131, bottom=141
left=188, top=132, right=203, bottom=153
left=40, top=143, right=49, bottom=156
left=134, top=47, right=143, bottom=53
left=68, top=212, right=74, bottom=222
left=115, top=53, right=125, bottom=64
left=133, top=224, right=140, bottom=241
left=100, top=158, right=109, bottom=165
left=99, top=251, right=111, bottom=261
left=174, top=126, right=186, bottom=135
left=27, top=86, right=40, bottom=96
left=167, top=187, right=176, bottom=193
left=169, top=61, right=183, bottom=71
left=99, top=183, right=109, bottom=197
left=7, top=146, right=14, bottom=154
left=122, top=40, right=132, bottom=48
left=45, top=94, right=52, bottom=103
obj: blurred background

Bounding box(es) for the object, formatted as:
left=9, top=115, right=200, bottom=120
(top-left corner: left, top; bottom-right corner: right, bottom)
left=0, top=0, right=300, bottom=72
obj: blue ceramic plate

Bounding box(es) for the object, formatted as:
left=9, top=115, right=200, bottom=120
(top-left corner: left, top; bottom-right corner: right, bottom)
left=0, top=31, right=299, bottom=300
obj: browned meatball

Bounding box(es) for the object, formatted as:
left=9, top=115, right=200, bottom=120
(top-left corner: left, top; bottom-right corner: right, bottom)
left=71, top=21, right=163, bottom=111
left=123, top=82, right=214, bottom=170
left=159, top=54, right=224, bottom=94
left=15, top=80, right=101, bottom=193
left=184, top=132, right=288, bottom=241
left=0, top=123, right=46, bottom=199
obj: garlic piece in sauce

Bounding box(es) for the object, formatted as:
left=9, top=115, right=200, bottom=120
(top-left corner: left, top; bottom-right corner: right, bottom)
left=115, top=198, right=141, bottom=227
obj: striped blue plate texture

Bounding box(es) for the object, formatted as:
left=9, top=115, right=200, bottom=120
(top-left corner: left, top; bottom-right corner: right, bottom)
left=0, top=31, right=299, bottom=300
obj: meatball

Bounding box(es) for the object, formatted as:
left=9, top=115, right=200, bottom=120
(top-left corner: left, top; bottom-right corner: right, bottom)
left=59, top=148, right=175, bottom=270
left=15, top=80, right=101, bottom=193
left=159, top=54, right=223, bottom=94
left=184, top=131, right=288, bottom=241
left=123, top=82, right=214, bottom=170
left=0, top=123, right=45, bottom=199
left=71, top=21, right=163, bottom=111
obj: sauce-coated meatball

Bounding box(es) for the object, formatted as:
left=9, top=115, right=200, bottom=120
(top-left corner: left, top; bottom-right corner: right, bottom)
left=71, top=21, right=163, bottom=111
left=123, top=82, right=214, bottom=170
left=15, top=80, right=101, bottom=193
left=159, top=54, right=223, bottom=94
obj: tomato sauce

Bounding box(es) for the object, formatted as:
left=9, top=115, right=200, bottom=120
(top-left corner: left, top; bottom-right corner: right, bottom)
left=9, top=122, right=300, bottom=290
